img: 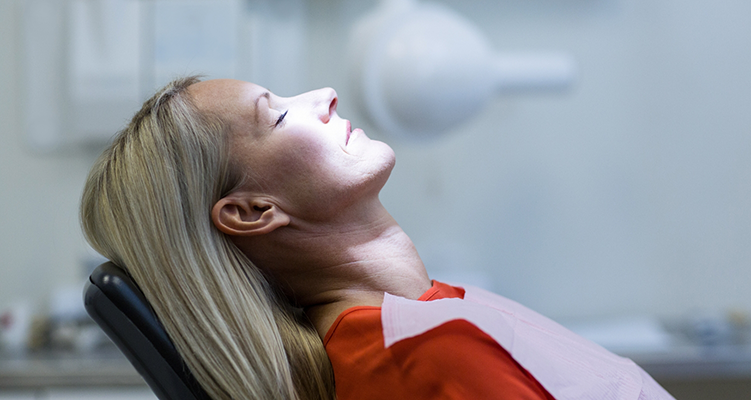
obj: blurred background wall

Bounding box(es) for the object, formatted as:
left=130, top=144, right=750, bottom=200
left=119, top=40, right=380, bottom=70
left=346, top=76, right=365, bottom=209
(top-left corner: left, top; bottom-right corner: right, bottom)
left=1, top=0, right=750, bottom=351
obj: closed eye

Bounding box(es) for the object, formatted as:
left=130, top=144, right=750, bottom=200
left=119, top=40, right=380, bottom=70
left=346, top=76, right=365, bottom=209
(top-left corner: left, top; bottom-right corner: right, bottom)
left=275, top=110, right=288, bottom=127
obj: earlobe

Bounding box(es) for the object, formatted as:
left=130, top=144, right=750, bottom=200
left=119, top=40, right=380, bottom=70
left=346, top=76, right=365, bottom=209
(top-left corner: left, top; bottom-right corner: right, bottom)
left=211, top=196, right=290, bottom=236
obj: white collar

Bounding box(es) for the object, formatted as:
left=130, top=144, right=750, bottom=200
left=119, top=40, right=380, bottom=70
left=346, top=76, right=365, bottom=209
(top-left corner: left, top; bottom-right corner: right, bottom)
left=381, top=284, right=674, bottom=400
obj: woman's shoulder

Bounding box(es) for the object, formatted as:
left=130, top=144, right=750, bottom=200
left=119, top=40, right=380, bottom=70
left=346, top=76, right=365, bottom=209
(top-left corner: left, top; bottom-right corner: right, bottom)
left=323, top=280, right=462, bottom=346
left=324, top=288, right=554, bottom=400
left=323, top=305, right=383, bottom=347
left=390, top=318, right=554, bottom=399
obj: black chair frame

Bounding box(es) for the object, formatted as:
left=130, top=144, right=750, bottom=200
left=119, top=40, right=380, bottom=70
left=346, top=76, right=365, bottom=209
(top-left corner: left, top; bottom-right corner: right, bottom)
left=84, top=262, right=211, bottom=400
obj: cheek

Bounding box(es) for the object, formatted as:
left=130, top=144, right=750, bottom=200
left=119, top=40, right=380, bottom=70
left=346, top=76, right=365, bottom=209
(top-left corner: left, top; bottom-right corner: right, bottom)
left=243, top=134, right=392, bottom=219
left=254, top=139, right=340, bottom=195
left=278, top=141, right=331, bottom=177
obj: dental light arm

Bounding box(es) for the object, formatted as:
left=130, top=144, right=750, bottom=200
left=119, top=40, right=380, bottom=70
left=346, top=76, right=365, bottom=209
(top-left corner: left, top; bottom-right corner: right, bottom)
left=348, top=0, right=576, bottom=140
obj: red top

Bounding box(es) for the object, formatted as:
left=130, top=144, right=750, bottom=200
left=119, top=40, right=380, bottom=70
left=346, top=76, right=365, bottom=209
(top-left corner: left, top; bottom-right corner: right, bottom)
left=323, top=281, right=556, bottom=400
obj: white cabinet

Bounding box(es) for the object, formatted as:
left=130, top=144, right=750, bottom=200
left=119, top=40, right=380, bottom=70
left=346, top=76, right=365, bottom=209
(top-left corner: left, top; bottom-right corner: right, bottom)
left=21, top=0, right=306, bottom=151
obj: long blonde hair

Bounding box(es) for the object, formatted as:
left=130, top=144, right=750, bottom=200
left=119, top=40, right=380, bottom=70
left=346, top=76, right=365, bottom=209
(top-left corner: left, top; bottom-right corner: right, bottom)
left=80, top=76, right=336, bottom=400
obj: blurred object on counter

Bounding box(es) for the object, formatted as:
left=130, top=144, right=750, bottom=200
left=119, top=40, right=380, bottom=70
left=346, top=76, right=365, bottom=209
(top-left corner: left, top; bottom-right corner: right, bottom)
left=3, top=285, right=114, bottom=355
left=0, top=302, right=32, bottom=354
left=682, top=309, right=751, bottom=348
left=46, top=285, right=112, bottom=353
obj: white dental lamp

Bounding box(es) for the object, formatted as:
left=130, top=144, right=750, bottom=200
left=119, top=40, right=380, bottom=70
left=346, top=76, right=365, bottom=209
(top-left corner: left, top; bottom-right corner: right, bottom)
left=348, top=0, right=577, bottom=140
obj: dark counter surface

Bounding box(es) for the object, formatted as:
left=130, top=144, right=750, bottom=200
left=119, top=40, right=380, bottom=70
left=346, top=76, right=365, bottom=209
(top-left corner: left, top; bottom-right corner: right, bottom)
left=0, top=348, right=145, bottom=389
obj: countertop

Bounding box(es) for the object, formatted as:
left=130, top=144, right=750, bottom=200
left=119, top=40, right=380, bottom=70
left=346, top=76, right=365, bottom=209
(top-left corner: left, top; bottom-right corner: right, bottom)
left=0, top=348, right=145, bottom=389
left=3, top=334, right=751, bottom=389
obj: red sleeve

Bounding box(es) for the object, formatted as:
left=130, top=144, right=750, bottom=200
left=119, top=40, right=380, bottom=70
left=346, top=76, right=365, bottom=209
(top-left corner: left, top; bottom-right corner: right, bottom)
left=389, top=319, right=555, bottom=400
left=326, top=309, right=554, bottom=400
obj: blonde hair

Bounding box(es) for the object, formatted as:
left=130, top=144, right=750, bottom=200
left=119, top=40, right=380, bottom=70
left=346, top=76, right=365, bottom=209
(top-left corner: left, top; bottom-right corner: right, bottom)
left=80, top=77, right=336, bottom=400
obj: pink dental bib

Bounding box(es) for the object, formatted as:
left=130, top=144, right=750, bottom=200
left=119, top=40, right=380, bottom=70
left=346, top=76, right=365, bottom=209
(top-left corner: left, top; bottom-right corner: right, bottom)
left=381, top=284, right=674, bottom=400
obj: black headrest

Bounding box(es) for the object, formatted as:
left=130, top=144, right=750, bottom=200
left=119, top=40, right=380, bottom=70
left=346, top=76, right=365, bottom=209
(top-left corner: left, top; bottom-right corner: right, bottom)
left=84, top=262, right=210, bottom=400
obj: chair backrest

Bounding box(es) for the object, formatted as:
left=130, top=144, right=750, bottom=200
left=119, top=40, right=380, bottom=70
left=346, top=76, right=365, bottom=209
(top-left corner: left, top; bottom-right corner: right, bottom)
left=84, top=262, right=211, bottom=400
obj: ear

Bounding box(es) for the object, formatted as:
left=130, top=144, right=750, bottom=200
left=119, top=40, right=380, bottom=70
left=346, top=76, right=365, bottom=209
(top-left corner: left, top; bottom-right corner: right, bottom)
left=211, top=194, right=290, bottom=236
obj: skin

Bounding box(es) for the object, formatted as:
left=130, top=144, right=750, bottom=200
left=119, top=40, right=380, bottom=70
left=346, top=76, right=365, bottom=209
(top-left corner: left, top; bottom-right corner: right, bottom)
left=188, top=79, right=432, bottom=338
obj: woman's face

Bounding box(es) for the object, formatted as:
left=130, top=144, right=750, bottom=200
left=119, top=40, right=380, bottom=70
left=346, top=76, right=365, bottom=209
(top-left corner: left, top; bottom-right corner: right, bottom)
left=189, top=79, right=395, bottom=221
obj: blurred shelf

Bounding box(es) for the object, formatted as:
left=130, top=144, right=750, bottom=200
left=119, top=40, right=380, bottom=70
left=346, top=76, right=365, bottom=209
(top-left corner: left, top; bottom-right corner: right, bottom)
left=0, top=349, right=145, bottom=389
left=626, top=344, right=751, bottom=380
left=4, top=334, right=751, bottom=389
left=565, top=314, right=751, bottom=381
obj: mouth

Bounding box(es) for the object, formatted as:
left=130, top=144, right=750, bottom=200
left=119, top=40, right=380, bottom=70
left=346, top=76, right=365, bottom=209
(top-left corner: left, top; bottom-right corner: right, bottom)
left=346, top=120, right=352, bottom=145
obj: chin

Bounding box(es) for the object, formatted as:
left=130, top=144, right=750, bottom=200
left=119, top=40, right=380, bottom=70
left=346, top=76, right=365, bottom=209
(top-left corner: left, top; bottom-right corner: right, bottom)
left=375, top=143, right=397, bottom=176
left=370, top=146, right=397, bottom=191
left=376, top=140, right=396, bottom=165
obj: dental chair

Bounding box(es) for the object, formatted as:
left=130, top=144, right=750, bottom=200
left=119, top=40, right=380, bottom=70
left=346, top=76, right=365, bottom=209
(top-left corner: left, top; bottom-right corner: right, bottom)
left=83, top=262, right=211, bottom=400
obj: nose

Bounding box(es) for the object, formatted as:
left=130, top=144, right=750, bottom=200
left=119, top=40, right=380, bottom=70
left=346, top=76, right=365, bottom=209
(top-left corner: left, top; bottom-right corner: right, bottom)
left=314, top=88, right=338, bottom=123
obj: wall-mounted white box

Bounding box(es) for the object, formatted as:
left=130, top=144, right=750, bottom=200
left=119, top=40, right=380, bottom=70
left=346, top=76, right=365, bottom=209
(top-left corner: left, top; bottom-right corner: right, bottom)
left=20, top=0, right=306, bottom=151
left=22, top=0, right=144, bottom=151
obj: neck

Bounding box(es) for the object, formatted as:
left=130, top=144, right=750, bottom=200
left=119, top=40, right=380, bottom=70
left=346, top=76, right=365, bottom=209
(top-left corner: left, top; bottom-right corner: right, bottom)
left=237, top=198, right=432, bottom=338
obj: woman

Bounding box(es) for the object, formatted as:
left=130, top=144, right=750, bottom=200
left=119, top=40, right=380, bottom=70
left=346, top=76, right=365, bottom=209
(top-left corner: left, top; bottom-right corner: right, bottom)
left=81, top=77, right=673, bottom=400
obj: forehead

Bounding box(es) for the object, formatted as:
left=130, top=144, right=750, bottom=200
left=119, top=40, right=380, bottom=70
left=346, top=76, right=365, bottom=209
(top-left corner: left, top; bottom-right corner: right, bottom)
left=187, top=79, right=268, bottom=128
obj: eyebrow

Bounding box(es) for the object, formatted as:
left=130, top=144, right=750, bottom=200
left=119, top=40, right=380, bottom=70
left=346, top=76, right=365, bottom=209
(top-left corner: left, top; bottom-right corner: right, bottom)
left=254, top=91, right=271, bottom=124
